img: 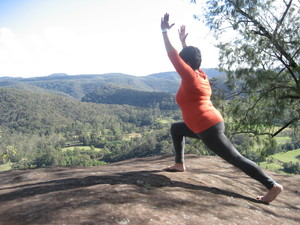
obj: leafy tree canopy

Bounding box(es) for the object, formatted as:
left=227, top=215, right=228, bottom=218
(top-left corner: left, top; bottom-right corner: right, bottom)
left=193, top=0, right=299, bottom=137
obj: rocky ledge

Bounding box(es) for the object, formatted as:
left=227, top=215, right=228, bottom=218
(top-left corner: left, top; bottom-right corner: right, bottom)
left=0, top=155, right=299, bottom=225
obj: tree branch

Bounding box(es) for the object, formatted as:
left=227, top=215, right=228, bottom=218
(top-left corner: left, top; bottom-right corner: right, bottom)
left=231, top=1, right=299, bottom=72
left=231, top=130, right=273, bottom=136
left=231, top=117, right=299, bottom=137
left=274, top=0, right=293, bottom=36
left=279, top=95, right=300, bottom=99
left=272, top=117, right=299, bottom=137
left=242, top=95, right=264, bottom=122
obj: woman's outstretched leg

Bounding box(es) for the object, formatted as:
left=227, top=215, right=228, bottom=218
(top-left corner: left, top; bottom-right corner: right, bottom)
left=197, top=122, right=283, bottom=203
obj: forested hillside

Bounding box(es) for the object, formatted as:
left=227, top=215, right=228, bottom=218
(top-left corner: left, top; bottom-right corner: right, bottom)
left=82, top=86, right=178, bottom=110
left=0, top=73, right=178, bottom=99
left=0, top=85, right=182, bottom=169
left=0, top=88, right=131, bottom=133
left=0, top=71, right=298, bottom=174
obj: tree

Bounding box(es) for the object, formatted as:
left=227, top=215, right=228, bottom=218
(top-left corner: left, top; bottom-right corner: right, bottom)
left=192, top=0, right=299, bottom=137
left=283, top=161, right=300, bottom=174
left=0, top=146, right=17, bottom=163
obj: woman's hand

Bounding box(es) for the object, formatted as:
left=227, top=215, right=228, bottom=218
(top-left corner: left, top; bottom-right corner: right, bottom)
left=161, top=13, right=176, bottom=53
left=161, top=13, right=175, bottom=31
left=179, top=25, right=188, bottom=48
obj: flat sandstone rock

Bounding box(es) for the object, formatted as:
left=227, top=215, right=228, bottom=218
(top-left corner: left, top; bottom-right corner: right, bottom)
left=0, top=155, right=299, bottom=225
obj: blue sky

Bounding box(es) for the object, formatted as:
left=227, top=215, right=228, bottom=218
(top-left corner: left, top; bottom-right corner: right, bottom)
left=0, top=0, right=219, bottom=77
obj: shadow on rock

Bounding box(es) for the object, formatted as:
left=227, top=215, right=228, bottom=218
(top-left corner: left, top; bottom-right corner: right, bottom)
left=0, top=170, right=261, bottom=204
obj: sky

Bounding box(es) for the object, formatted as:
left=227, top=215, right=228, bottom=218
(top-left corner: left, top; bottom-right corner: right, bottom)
left=0, top=0, right=219, bottom=78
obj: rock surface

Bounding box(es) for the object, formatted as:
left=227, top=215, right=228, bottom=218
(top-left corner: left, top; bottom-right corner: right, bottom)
left=0, top=154, right=299, bottom=225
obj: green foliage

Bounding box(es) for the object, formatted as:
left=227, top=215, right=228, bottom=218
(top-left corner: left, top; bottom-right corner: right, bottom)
left=283, top=161, right=300, bottom=174
left=0, top=163, right=12, bottom=172
left=0, top=70, right=297, bottom=172
left=0, top=86, right=181, bottom=169
left=195, top=0, right=300, bottom=138
left=0, top=146, right=17, bottom=163
left=82, top=86, right=178, bottom=110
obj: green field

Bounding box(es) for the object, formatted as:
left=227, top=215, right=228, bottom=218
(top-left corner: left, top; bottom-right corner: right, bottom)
left=62, top=146, right=102, bottom=152
left=259, top=149, right=300, bottom=174
left=0, top=163, right=12, bottom=172
left=272, top=149, right=300, bottom=163
left=275, top=136, right=292, bottom=145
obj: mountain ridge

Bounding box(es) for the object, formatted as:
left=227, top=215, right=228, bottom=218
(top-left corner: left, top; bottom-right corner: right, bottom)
left=0, top=70, right=226, bottom=99
left=0, top=69, right=225, bottom=80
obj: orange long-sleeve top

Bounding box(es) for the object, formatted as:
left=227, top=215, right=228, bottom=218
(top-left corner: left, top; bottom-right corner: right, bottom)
left=168, top=49, right=224, bottom=133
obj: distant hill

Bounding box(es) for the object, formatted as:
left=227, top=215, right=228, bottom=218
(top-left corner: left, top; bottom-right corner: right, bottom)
left=82, top=86, right=178, bottom=110
left=0, top=69, right=226, bottom=99
left=202, top=68, right=225, bottom=78
left=47, top=73, right=69, bottom=77
left=0, top=86, right=180, bottom=168
left=0, top=84, right=178, bottom=135
left=0, top=87, right=139, bottom=134
left=145, top=71, right=181, bottom=81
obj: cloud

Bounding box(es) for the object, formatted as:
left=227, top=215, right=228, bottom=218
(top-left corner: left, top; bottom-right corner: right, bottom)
left=0, top=27, right=28, bottom=61
left=0, top=27, right=37, bottom=76
left=0, top=0, right=220, bottom=77
left=0, top=26, right=108, bottom=77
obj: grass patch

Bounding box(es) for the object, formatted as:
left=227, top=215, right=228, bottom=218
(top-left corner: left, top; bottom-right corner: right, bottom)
left=62, top=146, right=102, bottom=152
left=157, top=119, right=171, bottom=124
left=259, top=149, right=300, bottom=174
left=271, top=149, right=300, bottom=163
left=123, top=132, right=141, bottom=140
left=259, top=161, right=283, bottom=172
left=156, top=117, right=175, bottom=124
left=275, top=136, right=291, bottom=145
left=0, top=163, right=12, bottom=172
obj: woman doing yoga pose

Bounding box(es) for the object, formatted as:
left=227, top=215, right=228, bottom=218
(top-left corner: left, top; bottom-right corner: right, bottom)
left=160, top=13, right=283, bottom=203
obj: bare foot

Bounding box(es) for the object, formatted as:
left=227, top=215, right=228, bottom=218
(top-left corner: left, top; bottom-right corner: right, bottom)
left=162, top=163, right=185, bottom=172
left=256, top=183, right=283, bottom=203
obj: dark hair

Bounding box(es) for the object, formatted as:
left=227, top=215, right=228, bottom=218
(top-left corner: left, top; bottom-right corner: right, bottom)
left=179, top=46, right=202, bottom=70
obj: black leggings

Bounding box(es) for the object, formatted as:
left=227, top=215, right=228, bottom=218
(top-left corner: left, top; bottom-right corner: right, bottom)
left=171, top=121, right=275, bottom=189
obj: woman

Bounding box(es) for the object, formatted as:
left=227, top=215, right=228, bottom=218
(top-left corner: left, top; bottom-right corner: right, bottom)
left=161, top=13, right=283, bottom=203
